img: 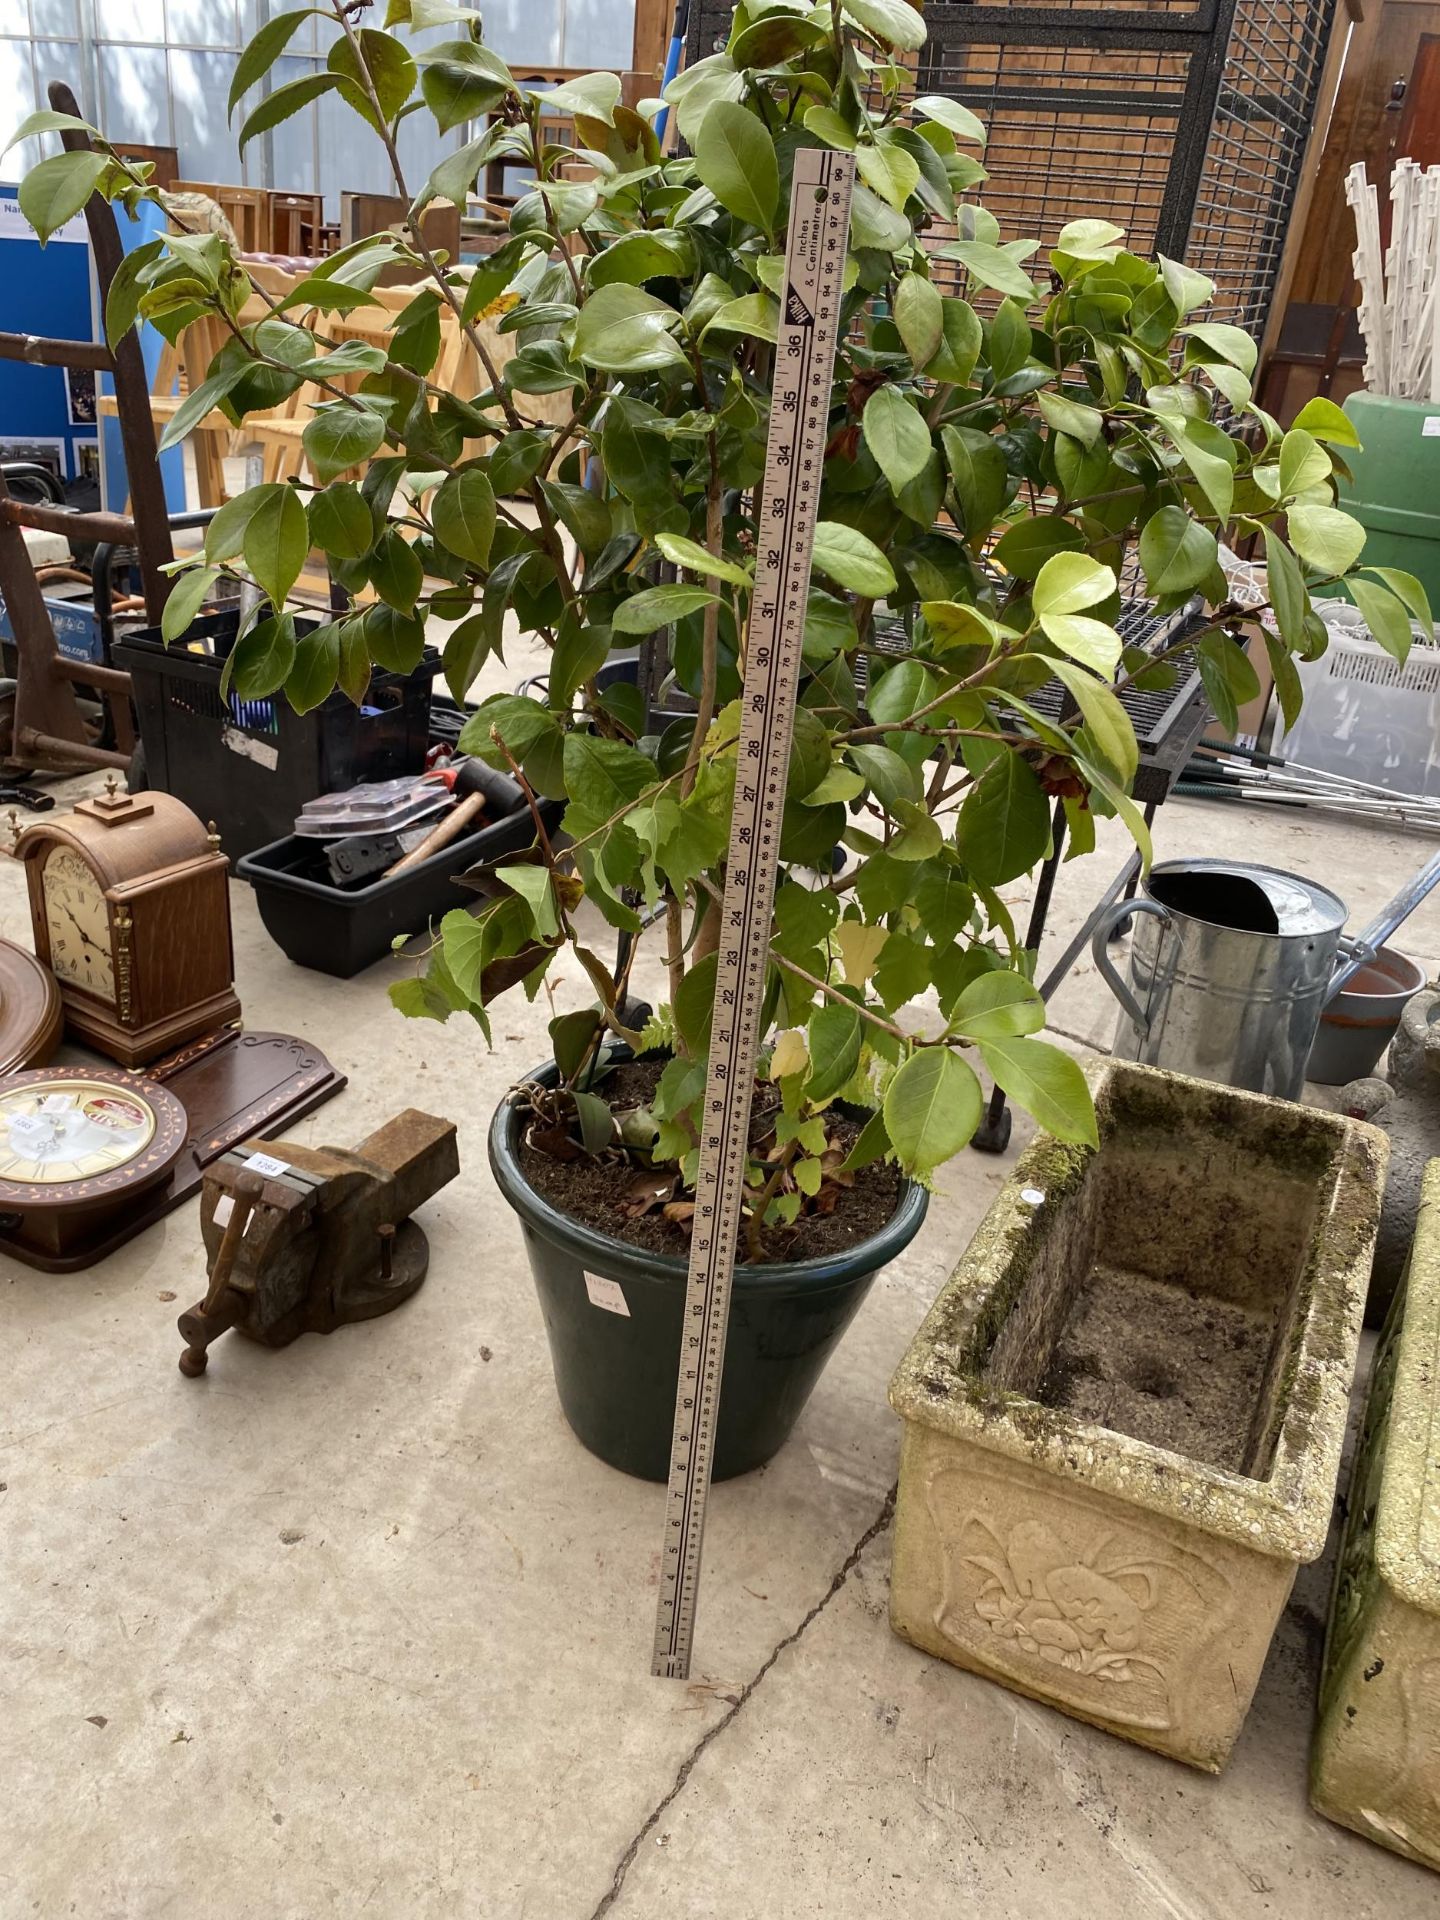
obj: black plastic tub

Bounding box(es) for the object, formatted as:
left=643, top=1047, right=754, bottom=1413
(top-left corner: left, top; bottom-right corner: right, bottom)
left=237, top=773, right=550, bottom=978
left=114, top=609, right=442, bottom=859
left=489, top=1062, right=930, bottom=1481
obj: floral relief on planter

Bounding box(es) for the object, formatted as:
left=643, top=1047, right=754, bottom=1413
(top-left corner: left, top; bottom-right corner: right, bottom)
left=1311, top=1160, right=1440, bottom=1870
left=889, top=1061, right=1386, bottom=1772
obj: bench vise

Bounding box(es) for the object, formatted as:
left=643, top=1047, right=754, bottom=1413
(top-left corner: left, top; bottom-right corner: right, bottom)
left=177, top=1109, right=459, bottom=1376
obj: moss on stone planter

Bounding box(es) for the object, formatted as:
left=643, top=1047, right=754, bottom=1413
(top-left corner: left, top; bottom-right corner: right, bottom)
left=889, top=1060, right=1386, bottom=1772
left=1311, top=1160, right=1440, bottom=1868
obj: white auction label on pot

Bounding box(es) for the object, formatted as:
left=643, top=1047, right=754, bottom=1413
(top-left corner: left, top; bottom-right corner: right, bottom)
left=584, top=1272, right=630, bottom=1317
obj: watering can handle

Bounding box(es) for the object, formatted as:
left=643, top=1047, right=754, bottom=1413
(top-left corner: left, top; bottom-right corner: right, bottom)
left=1091, top=898, right=1172, bottom=1037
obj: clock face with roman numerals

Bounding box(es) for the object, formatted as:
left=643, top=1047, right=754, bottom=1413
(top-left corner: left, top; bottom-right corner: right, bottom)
left=42, top=846, right=115, bottom=1004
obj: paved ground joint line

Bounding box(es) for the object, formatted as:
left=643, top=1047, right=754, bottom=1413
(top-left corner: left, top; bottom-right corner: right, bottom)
left=587, top=1484, right=898, bottom=1919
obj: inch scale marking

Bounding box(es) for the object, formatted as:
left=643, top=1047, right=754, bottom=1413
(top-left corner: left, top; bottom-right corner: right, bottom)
left=652, top=147, right=857, bottom=1681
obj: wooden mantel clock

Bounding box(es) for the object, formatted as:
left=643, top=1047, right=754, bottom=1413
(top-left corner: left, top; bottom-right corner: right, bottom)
left=14, top=782, right=242, bottom=1068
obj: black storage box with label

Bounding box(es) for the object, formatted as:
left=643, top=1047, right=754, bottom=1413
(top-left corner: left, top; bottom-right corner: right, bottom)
left=113, top=610, right=442, bottom=860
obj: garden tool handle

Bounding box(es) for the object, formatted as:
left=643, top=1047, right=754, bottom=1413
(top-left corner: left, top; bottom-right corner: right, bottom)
left=1091, top=898, right=1171, bottom=1037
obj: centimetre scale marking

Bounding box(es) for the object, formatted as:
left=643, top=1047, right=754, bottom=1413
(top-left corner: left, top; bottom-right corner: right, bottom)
left=652, top=148, right=857, bottom=1681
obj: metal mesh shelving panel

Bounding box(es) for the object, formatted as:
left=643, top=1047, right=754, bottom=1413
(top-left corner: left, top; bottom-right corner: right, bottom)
left=688, top=0, right=1337, bottom=337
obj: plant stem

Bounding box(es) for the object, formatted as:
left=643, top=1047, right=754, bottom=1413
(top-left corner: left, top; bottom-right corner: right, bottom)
left=680, top=438, right=724, bottom=800
left=746, top=1136, right=800, bottom=1261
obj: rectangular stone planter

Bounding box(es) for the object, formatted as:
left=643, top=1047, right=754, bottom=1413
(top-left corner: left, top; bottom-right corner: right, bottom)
left=1311, top=1160, right=1440, bottom=1869
left=889, top=1061, right=1385, bottom=1772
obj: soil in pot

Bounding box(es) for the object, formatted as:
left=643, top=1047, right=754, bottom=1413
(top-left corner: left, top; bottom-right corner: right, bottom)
left=516, top=1059, right=901, bottom=1260
left=981, top=1090, right=1332, bottom=1478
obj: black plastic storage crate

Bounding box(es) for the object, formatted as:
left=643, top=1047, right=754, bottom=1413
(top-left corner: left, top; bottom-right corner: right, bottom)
left=113, top=608, right=443, bottom=859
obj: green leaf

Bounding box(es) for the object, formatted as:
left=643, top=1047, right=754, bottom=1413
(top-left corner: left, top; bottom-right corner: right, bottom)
left=950, top=970, right=1043, bottom=1041
left=489, top=428, right=550, bottom=496
left=802, top=105, right=857, bottom=152
left=911, top=94, right=985, bottom=144
left=329, top=27, right=417, bottom=124
left=155, top=365, right=247, bottom=453
left=571, top=283, right=687, bottom=374
left=1278, top=428, right=1331, bottom=498
left=308, top=482, right=374, bottom=560
left=423, top=130, right=495, bottom=210
left=1138, top=505, right=1216, bottom=596
left=286, top=620, right=342, bottom=714
left=842, top=1106, right=892, bottom=1172
left=812, top=522, right=896, bottom=598
left=693, top=99, right=778, bottom=232
left=242, top=484, right=308, bottom=612
left=3, top=109, right=95, bottom=157
left=549, top=618, right=611, bottom=709
left=105, top=239, right=163, bottom=349
left=229, top=8, right=317, bottom=117
left=847, top=742, right=920, bottom=808
left=1290, top=395, right=1361, bottom=449
left=420, top=41, right=512, bottom=133
left=572, top=1090, right=614, bottom=1154
left=1041, top=613, right=1122, bottom=680
left=228, top=612, right=297, bottom=700
left=1049, top=659, right=1137, bottom=783
left=945, top=240, right=1036, bottom=301
left=18, top=150, right=106, bottom=243
left=1038, top=392, right=1103, bottom=449
left=498, top=863, right=559, bottom=938
left=204, top=485, right=268, bottom=564
left=238, top=72, right=338, bottom=154
left=806, top=1003, right=862, bottom=1102
left=613, top=585, right=721, bottom=635
left=1288, top=502, right=1366, bottom=577
left=856, top=142, right=920, bottom=214
left=842, top=0, right=928, bottom=53
left=929, top=298, right=982, bottom=387
left=550, top=1007, right=602, bottom=1080
left=160, top=567, right=217, bottom=645
left=1158, top=254, right=1215, bottom=317
left=1166, top=419, right=1235, bottom=525
left=366, top=528, right=424, bottom=613
left=1264, top=529, right=1309, bottom=651
left=674, top=952, right=718, bottom=1054
left=1364, top=566, right=1431, bottom=632
left=302, top=405, right=385, bottom=484
left=1264, top=630, right=1304, bottom=735
left=702, top=292, right=780, bottom=345
left=432, top=467, right=496, bottom=567
left=564, top=732, right=655, bottom=825
left=1347, top=576, right=1413, bottom=666
left=990, top=515, right=1086, bottom=579
left=862, top=385, right=931, bottom=494
left=955, top=750, right=1050, bottom=887
left=441, top=612, right=499, bottom=705
left=1032, top=551, right=1115, bottom=618
left=981, top=1037, right=1096, bottom=1146
left=1181, top=322, right=1258, bottom=377
left=589, top=230, right=694, bottom=291
left=533, top=71, right=621, bottom=123
left=884, top=1048, right=983, bottom=1175
left=941, top=424, right=1008, bottom=540
left=358, top=601, right=425, bottom=672
left=654, top=531, right=751, bottom=589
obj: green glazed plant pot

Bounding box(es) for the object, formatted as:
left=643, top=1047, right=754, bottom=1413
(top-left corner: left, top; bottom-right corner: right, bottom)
left=489, top=1064, right=930, bottom=1481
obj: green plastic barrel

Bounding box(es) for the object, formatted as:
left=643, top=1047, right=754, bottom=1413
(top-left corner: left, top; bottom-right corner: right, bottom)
left=1329, top=392, right=1440, bottom=611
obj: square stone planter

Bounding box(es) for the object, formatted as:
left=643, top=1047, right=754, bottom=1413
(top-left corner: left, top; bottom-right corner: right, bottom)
left=889, top=1061, right=1385, bottom=1772
left=1311, top=1160, right=1440, bottom=1869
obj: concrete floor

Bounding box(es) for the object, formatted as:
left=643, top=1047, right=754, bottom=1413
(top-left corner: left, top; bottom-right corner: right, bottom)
left=4, top=729, right=1440, bottom=1915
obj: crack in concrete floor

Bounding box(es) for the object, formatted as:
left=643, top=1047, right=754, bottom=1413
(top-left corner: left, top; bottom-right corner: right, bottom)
left=588, top=1485, right=899, bottom=1918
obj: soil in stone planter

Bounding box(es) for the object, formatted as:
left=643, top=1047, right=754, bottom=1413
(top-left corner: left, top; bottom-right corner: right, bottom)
left=1035, top=1264, right=1276, bottom=1473
left=516, top=1059, right=902, bottom=1261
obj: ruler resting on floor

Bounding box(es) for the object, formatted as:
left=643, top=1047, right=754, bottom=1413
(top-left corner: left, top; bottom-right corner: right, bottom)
left=652, top=147, right=857, bottom=1680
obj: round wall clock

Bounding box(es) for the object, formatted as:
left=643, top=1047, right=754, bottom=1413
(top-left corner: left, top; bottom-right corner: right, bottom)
left=0, top=1064, right=189, bottom=1269
left=0, top=940, right=62, bottom=1073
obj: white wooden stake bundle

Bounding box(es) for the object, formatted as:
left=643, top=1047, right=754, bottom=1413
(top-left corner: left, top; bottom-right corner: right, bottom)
left=1347, top=158, right=1440, bottom=400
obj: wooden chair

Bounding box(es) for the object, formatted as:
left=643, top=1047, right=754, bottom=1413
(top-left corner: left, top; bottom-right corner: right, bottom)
left=269, top=191, right=326, bottom=258
left=173, top=181, right=270, bottom=253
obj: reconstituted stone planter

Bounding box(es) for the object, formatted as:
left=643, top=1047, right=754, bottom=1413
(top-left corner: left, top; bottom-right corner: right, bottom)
left=889, top=1060, right=1385, bottom=1772
left=1311, top=1160, right=1440, bottom=1869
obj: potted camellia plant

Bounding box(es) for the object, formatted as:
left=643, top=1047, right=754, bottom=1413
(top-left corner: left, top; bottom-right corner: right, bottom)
left=13, top=0, right=1407, bottom=1481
